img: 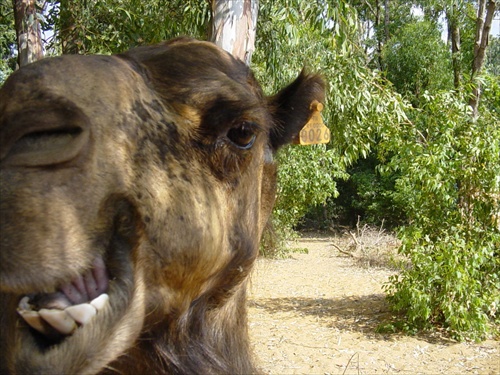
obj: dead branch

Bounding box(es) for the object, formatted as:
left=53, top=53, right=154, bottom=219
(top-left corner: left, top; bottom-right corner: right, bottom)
left=331, top=243, right=355, bottom=257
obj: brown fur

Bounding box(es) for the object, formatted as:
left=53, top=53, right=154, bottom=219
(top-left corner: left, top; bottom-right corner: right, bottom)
left=0, top=38, right=325, bottom=374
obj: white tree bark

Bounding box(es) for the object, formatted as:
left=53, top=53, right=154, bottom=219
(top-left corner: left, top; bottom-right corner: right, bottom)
left=210, top=0, right=259, bottom=65
left=12, top=0, right=44, bottom=67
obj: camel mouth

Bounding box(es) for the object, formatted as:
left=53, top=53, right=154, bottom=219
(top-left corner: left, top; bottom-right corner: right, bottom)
left=9, top=200, right=144, bottom=356
left=3, top=206, right=146, bottom=374
left=13, top=231, right=139, bottom=359
left=17, top=255, right=110, bottom=344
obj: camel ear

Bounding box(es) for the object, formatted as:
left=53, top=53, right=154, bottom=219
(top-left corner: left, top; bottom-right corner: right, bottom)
left=268, top=70, right=326, bottom=151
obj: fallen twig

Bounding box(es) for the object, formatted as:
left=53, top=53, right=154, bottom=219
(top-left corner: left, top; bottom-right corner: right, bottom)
left=331, top=243, right=355, bottom=257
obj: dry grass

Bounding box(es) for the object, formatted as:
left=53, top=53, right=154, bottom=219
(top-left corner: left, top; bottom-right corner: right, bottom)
left=329, top=219, right=407, bottom=270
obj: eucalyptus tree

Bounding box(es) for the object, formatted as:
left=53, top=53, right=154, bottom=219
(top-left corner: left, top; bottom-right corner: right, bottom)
left=43, top=0, right=210, bottom=55
left=11, top=0, right=43, bottom=67
left=210, top=0, right=258, bottom=64
left=382, top=20, right=453, bottom=104
left=469, top=0, right=497, bottom=116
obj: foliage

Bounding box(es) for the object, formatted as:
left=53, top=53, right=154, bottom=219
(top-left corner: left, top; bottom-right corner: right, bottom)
left=43, top=0, right=210, bottom=55
left=456, top=2, right=481, bottom=79
left=301, top=154, right=407, bottom=230
left=352, top=0, right=416, bottom=69
left=0, top=2, right=16, bottom=84
left=485, top=36, right=500, bottom=76
left=327, top=156, right=406, bottom=228
left=381, top=91, right=500, bottom=340
left=274, top=145, right=345, bottom=230
left=253, top=1, right=408, bottom=253
left=481, top=73, right=500, bottom=117
left=382, top=20, right=453, bottom=103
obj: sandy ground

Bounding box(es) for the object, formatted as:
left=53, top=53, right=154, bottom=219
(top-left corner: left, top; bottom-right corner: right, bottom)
left=248, top=233, right=500, bottom=375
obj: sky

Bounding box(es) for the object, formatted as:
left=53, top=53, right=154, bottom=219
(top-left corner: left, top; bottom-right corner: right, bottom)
left=492, top=16, right=500, bottom=37
left=433, top=10, right=499, bottom=41
left=409, top=6, right=499, bottom=40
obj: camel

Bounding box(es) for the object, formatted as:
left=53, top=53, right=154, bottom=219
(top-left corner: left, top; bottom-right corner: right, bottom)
left=0, top=37, right=325, bottom=374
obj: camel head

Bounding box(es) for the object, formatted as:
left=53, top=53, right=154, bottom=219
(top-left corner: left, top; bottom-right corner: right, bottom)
left=0, top=38, right=325, bottom=374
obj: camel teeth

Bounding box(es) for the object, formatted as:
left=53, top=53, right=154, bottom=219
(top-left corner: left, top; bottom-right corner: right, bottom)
left=39, top=309, right=77, bottom=335
left=18, top=296, right=32, bottom=311
left=18, top=310, right=51, bottom=335
left=90, top=293, right=109, bottom=311
left=16, top=292, right=106, bottom=336
left=65, top=303, right=96, bottom=325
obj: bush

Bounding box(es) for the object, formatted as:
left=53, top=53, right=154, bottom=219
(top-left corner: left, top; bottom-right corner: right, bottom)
left=382, top=91, right=500, bottom=340
left=300, top=156, right=406, bottom=230
left=259, top=145, right=345, bottom=257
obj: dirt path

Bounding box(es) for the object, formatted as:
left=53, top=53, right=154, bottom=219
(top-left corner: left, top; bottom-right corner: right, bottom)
left=248, top=234, right=500, bottom=374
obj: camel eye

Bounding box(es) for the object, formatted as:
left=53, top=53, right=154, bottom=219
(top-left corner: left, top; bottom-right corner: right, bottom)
left=227, top=122, right=257, bottom=150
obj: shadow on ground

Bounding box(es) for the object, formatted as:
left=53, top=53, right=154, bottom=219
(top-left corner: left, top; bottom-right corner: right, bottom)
left=249, top=294, right=456, bottom=345
left=250, top=294, right=388, bottom=331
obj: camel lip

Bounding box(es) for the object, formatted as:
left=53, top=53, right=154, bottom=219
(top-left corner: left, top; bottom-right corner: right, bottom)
left=0, top=254, right=108, bottom=296
left=19, top=254, right=110, bottom=312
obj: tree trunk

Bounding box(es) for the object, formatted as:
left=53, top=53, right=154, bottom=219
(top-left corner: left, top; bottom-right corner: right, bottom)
left=59, top=0, right=80, bottom=54
left=469, top=0, right=496, bottom=117
left=210, top=0, right=259, bottom=65
left=447, top=4, right=461, bottom=89
left=383, top=0, right=390, bottom=43
left=12, top=0, right=43, bottom=67
left=375, top=0, right=383, bottom=70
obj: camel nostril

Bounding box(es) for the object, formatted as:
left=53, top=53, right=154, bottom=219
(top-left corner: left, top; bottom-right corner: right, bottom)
left=11, top=127, right=82, bottom=152
left=0, top=99, right=90, bottom=167
left=3, top=125, right=88, bottom=167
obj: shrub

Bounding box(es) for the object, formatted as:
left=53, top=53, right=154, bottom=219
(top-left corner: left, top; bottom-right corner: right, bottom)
left=382, top=91, right=500, bottom=340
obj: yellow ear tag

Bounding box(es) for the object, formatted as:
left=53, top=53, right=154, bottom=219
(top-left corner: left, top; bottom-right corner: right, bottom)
left=294, top=100, right=330, bottom=145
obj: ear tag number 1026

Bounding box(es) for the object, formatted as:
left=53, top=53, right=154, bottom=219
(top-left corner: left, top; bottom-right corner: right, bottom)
left=296, top=100, right=330, bottom=145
